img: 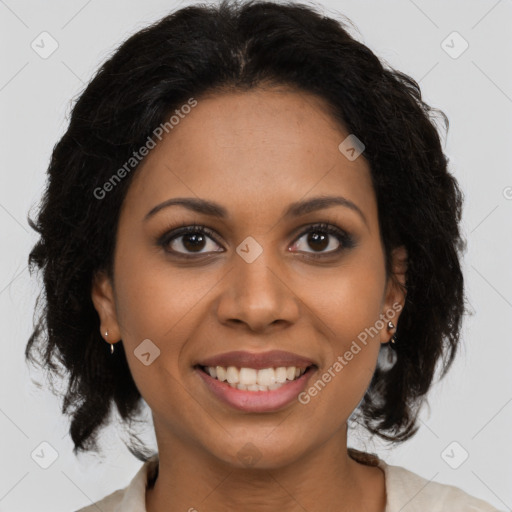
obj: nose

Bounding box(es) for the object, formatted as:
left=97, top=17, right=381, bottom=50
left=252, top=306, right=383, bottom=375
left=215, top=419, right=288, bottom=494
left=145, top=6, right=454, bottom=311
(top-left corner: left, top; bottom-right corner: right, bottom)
left=215, top=249, right=301, bottom=333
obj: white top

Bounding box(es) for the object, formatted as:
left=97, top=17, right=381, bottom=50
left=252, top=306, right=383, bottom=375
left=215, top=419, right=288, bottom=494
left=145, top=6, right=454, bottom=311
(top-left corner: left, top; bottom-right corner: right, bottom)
left=75, top=454, right=502, bottom=512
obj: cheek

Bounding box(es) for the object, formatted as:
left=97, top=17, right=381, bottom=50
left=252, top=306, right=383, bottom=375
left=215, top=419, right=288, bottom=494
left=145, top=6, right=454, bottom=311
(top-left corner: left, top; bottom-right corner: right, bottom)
left=309, top=253, right=387, bottom=345
left=111, top=258, right=198, bottom=414
left=113, top=245, right=205, bottom=340
left=112, top=249, right=221, bottom=386
left=302, top=251, right=386, bottom=399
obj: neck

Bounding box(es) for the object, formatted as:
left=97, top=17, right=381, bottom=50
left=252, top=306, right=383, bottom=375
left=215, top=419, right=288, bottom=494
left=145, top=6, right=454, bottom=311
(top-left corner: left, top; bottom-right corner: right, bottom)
left=145, top=424, right=386, bottom=512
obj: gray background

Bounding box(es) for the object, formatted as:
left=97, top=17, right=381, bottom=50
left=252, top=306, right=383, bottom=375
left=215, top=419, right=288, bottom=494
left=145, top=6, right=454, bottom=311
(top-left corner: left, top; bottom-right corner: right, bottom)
left=0, top=0, right=511, bottom=510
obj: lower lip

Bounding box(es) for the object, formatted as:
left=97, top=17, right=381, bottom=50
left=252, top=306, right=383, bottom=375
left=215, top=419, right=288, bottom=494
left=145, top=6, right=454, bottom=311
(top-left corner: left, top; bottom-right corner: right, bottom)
left=195, top=366, right=317, bottom=413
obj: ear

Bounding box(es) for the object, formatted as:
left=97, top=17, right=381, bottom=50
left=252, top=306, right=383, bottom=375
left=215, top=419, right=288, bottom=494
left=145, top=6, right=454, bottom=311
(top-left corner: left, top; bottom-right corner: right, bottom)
left=379, top=245, right=408, bottom=344
left=91, top=270, right=121, bottom=343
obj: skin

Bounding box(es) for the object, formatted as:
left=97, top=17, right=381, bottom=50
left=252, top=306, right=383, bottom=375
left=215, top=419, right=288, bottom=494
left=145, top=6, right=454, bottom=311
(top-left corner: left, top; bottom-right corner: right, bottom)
left=92, top=86, right=407, bottom=512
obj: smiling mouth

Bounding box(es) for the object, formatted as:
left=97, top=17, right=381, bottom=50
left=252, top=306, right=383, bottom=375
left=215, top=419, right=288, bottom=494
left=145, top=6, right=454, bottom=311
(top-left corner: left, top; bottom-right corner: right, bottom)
left=196, top=364, right=317, bottom=392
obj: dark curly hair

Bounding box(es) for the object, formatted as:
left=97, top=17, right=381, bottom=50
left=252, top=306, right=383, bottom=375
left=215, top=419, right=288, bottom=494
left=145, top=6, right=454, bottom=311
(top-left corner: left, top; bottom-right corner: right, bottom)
left=25, top=0, right=466, bottom=462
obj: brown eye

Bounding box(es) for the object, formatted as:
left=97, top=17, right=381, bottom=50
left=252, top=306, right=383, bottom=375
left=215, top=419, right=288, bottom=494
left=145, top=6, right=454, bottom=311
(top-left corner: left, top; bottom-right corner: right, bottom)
left=158, top=225, right=223, bottom=256
left=290, top=223, right=355, bottom=257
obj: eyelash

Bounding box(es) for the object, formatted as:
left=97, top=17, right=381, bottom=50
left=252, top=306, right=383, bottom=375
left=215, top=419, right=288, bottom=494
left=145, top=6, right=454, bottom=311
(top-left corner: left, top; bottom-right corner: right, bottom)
left=156, top=222, right=356, bottom=260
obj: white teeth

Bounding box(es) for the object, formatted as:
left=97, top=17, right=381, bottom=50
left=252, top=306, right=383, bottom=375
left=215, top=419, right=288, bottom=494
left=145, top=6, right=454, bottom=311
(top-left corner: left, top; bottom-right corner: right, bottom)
left=204, top=365, right=308, bottom=390
left=239, top=367, right=257, bottom=386
left=257, top=368, right=276, bottom=386
left=226, top=366, right=239, bottom=384
left=216, top=366, right=227, bottom=382
left=275, top=367, right=287, bottom=383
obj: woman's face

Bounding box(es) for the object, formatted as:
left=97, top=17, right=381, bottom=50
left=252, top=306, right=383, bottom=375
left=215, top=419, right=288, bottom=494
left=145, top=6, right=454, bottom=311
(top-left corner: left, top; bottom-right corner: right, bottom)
left=92, top=87, right=406, bottom=468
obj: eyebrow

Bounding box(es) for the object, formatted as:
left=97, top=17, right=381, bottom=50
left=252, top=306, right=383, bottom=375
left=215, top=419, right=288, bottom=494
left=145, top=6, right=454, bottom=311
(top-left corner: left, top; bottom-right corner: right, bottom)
left=144, top=195, right=368, bottom=227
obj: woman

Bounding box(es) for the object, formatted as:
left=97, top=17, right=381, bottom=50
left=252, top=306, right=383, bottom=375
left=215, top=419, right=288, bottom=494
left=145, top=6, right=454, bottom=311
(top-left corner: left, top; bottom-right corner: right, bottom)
left=25, top=0, right=501, bottom=510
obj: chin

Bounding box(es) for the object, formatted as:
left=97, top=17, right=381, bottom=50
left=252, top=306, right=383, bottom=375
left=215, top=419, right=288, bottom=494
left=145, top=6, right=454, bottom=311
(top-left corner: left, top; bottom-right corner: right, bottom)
left=205, top=435, right=307, bottom=470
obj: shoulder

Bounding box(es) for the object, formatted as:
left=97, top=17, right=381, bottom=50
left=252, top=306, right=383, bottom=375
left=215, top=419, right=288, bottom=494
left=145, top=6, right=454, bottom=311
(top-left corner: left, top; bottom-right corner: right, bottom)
left=73, top=455, right=159, bottom=512
left=74, top=488, right=125, bottom=512
left=380, top=460, right=502, bottom=512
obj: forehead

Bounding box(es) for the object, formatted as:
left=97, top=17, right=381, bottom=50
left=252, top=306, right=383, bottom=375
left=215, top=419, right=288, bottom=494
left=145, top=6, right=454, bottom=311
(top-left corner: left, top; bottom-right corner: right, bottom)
left=122, top=87, right=377, bottom=229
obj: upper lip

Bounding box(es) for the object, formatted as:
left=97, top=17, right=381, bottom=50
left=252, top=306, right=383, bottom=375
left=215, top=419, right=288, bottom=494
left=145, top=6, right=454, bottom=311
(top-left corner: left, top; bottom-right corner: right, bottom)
left=196, top=350, right=316, bottom=370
